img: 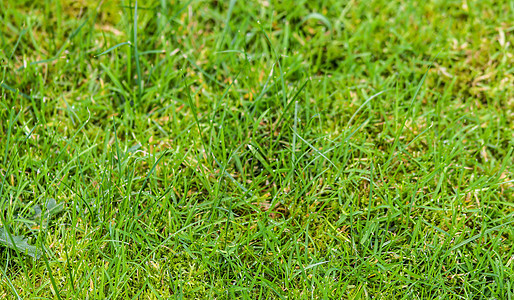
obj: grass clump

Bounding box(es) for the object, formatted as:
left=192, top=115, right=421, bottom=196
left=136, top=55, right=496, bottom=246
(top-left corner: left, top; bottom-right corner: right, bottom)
left=0, top=0, right=513, bottom=298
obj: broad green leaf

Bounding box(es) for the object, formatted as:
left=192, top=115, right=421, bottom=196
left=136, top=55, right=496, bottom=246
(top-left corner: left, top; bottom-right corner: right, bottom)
left=0, top=228, right=40, bottom=259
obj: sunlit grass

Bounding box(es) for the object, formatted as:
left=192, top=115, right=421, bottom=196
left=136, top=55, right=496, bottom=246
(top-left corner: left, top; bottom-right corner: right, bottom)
left=0, top=0, right=512, bottom=298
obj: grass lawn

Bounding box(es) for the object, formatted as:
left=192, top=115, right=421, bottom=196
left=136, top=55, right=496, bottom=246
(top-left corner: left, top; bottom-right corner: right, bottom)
left=1, top=0, right=513, bottom=298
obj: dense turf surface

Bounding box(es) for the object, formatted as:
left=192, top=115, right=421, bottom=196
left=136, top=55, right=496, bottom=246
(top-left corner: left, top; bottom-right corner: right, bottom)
left=1, top=0, right=513, bottom=298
